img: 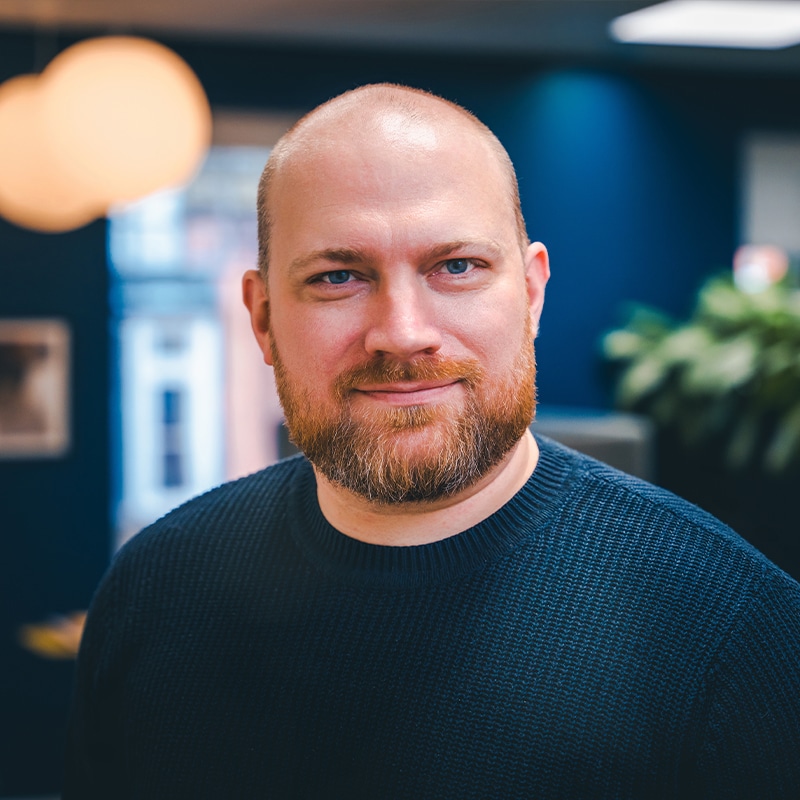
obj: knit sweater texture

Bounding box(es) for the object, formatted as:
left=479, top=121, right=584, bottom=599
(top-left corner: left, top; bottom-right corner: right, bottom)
left=64, top=436, right=800, bottom=798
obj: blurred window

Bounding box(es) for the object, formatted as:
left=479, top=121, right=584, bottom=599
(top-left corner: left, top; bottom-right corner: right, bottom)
left=109, top=111, right=297, bottom=547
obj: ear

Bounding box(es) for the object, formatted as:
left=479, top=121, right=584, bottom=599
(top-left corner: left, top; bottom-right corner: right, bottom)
left=523, top=242, right=550, bottom=337
left=242, top=269, right=275, bottom=366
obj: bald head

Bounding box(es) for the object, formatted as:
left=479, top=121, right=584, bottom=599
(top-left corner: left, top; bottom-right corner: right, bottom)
left=256, top=84, right=528, bottom=277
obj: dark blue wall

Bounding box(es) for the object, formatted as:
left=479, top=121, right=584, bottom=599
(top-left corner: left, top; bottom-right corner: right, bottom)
left=486, top=70, right=736, bottom=406
left=0, top=28, right=797, bottom=794
left=0, top=216, right=109, bottom=795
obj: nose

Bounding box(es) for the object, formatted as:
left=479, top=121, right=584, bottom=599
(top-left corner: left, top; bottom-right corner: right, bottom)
left=363, top=276, right=442, bottom=359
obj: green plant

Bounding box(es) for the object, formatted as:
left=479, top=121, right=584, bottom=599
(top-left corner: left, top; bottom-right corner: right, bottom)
left=602, top=274, right=800, bottom=473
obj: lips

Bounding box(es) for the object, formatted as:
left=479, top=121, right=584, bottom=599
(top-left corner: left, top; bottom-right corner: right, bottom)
left=355, top=379, right=459, bottom=394
left=334, top=357, right=484, bottom=400
left=354, top=379, right=462, bottom=406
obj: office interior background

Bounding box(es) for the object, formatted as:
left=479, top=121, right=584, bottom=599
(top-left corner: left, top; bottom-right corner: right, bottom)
left=3, top=0, right=800, bottom=795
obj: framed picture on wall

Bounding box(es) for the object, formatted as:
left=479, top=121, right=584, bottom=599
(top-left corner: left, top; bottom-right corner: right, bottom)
left=0, top=319, right=70, bottom=458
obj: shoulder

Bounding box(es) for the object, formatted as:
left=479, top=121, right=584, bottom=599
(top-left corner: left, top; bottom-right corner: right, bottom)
left=537, top=433, right=732, bottom=531
left=109, top=455, right=312, bottom=582
left=534, top=436, right=800, bottom=708
left=81, top=456, right=315, bottom=649
left=534, top=434, right=800, bottom=604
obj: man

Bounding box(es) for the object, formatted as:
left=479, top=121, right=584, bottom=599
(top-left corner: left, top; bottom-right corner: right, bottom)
left=64, top=84, right=800, bottom=798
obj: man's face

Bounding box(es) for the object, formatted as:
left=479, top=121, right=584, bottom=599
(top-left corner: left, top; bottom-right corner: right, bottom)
left=253, top=110, right=548, bottom=504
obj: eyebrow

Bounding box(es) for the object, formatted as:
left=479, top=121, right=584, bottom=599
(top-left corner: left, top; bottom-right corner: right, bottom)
left=288, top=248, right=364, bottom=276
left=423, top=239, right=504, bottom=262
left=288, top=238, right=506, bottom=277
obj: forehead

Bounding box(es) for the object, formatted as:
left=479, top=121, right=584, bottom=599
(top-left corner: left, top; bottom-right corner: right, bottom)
left=268, top=108, right=513, bottom=242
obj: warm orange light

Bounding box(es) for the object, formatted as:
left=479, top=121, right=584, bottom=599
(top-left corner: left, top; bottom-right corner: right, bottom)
left=0, top=75, right=103, bottom=232
left=39, top=37, right=212, bottom=205
left=0, top=37, right=211, bottom=233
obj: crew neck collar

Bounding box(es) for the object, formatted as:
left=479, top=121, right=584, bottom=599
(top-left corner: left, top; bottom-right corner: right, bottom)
left=286, top=435, right=578, bottom=588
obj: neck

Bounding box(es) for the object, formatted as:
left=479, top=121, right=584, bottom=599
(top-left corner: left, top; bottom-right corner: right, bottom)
left=313, top=429, right=539, bottom=546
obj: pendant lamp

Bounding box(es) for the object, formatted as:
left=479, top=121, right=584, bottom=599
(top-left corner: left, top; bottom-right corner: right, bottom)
left=0, top=74, right=102, bottom=231
left=0, top=37, right=211, bottom=233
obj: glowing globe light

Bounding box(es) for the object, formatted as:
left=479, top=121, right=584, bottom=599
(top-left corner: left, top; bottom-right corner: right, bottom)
left=733, top=244, right=789, bottom=294
left=39, top=36, right=212, bottom=206
left=0, top=74, right=103, bottom=232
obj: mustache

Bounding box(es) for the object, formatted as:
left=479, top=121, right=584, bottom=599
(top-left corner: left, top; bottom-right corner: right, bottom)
left=334, top=356, right=484, bottom=397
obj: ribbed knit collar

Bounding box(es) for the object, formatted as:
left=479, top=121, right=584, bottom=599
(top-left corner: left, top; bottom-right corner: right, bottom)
left=286, top=435, right=579, bottom=588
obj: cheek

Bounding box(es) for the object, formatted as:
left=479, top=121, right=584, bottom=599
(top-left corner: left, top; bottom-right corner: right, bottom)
left=448, top=297, right=530, bottom=364
left=272, top=306, right=363, bottom=388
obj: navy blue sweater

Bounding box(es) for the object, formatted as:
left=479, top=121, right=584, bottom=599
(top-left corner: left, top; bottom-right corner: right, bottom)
left=64, top=437, right=800, bottom=798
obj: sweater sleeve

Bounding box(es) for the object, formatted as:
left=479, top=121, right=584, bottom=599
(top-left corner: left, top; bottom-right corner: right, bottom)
left=693, top=567, right=800, bottom=797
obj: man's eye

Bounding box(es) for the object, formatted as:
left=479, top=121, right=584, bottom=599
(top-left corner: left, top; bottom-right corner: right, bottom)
left=442, top=259, right=473, bottom=275
left=322, top=270, right=353, bottom=284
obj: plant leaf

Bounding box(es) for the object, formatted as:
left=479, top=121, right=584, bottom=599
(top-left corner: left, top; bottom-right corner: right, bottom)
left=680, top=335, right=758, bottom=395
left=616, top=357, right=669, bottom=408
left=657, top=326, right=713, bottom=365
left=602, top=330, right=649, bottom=361
left=726, top=411, right=761, bottom=470
left=764, top=405, right=800, bottom=473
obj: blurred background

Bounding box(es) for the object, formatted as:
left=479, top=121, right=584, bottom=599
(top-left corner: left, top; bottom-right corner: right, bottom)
left=3, top=1, right=800, bottom=795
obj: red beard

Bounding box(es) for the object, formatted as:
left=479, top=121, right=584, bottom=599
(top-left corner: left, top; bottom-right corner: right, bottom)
left=272, top=337, right=537, bottom=504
